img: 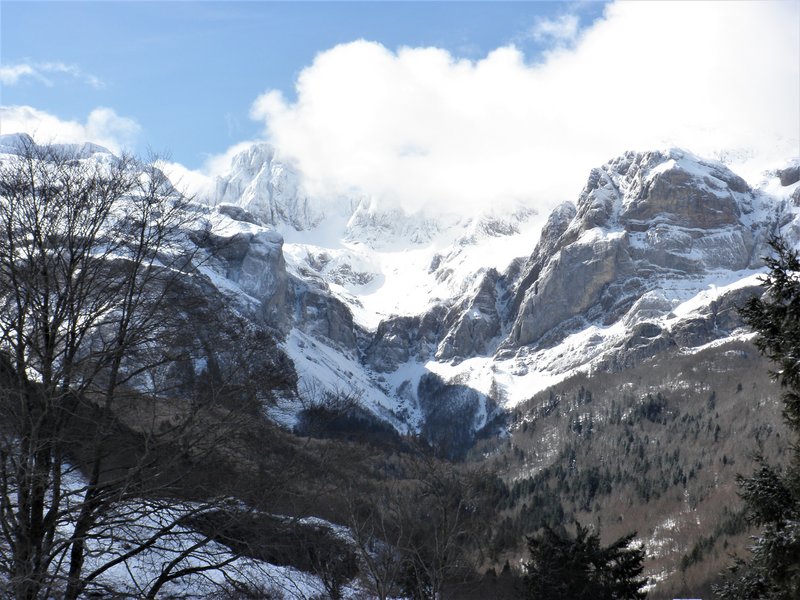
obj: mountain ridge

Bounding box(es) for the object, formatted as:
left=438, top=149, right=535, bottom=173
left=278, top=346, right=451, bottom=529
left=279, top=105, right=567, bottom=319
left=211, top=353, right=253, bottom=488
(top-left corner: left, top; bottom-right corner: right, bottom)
left=190, top=142, right=800, bottom=444
left=2, top=131, right=798, bottom=443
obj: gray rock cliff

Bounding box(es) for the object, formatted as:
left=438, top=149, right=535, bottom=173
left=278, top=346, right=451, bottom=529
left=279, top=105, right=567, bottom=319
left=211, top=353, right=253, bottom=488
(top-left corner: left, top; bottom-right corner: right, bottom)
left=503, top=149, right=771, bottom=351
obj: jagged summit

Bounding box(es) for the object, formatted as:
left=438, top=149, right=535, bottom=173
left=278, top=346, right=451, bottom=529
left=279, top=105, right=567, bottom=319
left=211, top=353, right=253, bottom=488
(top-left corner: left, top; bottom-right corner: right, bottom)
left=210, top=142, right=324, bottom=231
left=209, top=142, right=541, bottom=249
left=571, top=148, right=752, bottom=233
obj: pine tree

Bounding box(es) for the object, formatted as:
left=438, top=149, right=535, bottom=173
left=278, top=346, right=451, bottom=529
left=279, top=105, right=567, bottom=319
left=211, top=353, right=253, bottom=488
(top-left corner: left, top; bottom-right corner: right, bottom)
left=524, top=523, right=647, bottom=599
left=715, top=236, right=800, bottom=599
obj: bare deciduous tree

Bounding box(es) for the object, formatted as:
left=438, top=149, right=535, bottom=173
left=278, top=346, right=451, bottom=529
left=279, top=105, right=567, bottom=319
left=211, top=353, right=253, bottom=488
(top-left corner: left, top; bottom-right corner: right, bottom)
left=0, top=137, right=270, bottom=599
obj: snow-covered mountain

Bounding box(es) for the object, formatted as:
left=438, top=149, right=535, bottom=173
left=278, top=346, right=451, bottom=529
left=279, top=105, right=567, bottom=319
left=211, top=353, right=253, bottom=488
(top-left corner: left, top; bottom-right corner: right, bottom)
left=186, top=141, right=800, bottom=455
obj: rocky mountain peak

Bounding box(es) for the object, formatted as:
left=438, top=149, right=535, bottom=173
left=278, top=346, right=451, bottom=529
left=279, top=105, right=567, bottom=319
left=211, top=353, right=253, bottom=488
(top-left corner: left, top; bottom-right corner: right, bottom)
left=504, top=149, right=770, bottom=351
left=229, top=142, right=276, bottom=172
left=344, top=199, right=448, bottom=247
left=572, top=149, right=753, bottom=235
left=212, top=142, right=324, bottom=231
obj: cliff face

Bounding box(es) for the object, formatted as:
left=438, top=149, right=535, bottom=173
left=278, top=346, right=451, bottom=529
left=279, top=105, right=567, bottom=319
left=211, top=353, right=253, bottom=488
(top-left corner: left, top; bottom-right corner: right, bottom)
left=505, top=149, right=768, bottom=352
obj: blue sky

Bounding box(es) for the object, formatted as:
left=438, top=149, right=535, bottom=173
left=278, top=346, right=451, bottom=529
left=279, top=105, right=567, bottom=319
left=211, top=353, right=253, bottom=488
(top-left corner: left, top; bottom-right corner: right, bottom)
left=2, top=2, right=798, bottom=213
left=2, top=1, right=605, bottom=168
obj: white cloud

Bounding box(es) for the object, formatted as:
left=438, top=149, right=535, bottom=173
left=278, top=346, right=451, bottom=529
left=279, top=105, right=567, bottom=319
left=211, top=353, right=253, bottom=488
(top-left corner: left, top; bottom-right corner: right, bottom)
left=156, top=160, right=215, bottom=200
left=528, top=14, right=580, bottom=45
left=0, top=105, right=240, bottom=200
left=249, top=0, right=799, bottom=217
left=202, top=141, right=259, bottom=178
left=0, top=106, right=140, bottom=154
left=0, top=64, right=37, bottom=85
left=0, top=62, right=104, bottom=88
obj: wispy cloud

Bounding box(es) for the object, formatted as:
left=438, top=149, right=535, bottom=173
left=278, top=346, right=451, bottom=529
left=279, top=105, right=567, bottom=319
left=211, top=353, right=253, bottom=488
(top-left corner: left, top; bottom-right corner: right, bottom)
left=0, top=106, right=140, bottom=154
left=527, top=14, right=580, bottom=46
left=224, top=112, right=241, bottom=138
left=0, top=62, right=104, bottom=89
left=0, top=64, right=38, bottom=85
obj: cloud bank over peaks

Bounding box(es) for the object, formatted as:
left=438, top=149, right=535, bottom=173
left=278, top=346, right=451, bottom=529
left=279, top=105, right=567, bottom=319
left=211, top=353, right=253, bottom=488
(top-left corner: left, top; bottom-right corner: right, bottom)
left=250, top=0, right=799, bottom=219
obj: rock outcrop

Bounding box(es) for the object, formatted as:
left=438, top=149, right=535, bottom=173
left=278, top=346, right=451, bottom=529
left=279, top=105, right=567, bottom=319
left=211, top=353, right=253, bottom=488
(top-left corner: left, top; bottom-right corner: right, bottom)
left=435, top=269, right=502, bottom=361
left=292, top=281, right=359, bottom=354
left=192, top=224, right=291, bottom=327
left=503, top=149, right=770, bottom=351
left=364, top=306, right=446, bottom=372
